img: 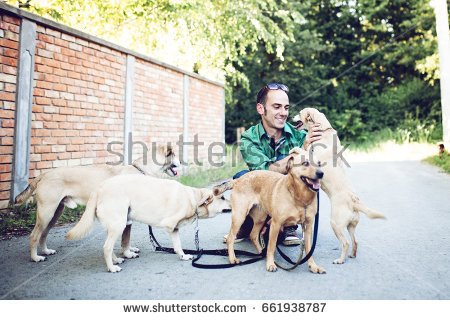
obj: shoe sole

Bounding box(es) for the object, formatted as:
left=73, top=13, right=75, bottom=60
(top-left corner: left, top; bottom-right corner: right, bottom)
left=282, top=239, right=302, bottom=246
left=223, top=235, right=245, bottom=244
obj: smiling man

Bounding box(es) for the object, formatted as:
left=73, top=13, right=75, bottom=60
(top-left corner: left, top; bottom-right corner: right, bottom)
left=228, top=83, right=322, bottom=246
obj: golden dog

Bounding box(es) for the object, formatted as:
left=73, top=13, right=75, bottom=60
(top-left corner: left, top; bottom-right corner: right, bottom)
left=218, top=148, right=325, bottom=273
left=294, top=108, right=385, bottom=264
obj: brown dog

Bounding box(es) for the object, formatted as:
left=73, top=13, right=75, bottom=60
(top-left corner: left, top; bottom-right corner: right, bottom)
left=294, top=108, right=385, bottom=264
left=218, top=147, right=325, bottom=273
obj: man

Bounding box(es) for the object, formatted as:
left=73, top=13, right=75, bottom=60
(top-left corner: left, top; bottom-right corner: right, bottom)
left=227, top=83, right=322, bottom=246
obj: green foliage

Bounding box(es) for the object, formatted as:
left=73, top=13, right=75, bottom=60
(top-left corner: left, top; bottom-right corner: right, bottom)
left=0, top=202, right=85, bottom=240
left=424, top=151, right=450, bottom=174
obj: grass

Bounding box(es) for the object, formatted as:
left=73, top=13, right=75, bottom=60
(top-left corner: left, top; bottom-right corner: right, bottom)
left=0, top=202, right=85, bottom=240
left=424, top=151, right=450, bottom=174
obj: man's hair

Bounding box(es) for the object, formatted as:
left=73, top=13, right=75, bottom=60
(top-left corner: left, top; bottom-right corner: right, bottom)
left=256, top=83, right=289, bottom=106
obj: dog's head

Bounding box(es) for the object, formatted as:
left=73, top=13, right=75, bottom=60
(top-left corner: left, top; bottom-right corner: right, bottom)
left=293, top=107, right=332, bottom=132
left=196, top=186, right=232, bottom=218
left=134, top=144, right=181, bottom=178
left=285, top=147, right=323, bottom=192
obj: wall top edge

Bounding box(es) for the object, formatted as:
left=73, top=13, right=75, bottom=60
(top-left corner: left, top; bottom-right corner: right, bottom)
left=0, top=2, right=225, bottom=88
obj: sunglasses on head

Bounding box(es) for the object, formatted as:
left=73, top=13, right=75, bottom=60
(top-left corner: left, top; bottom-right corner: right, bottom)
left=266, top=83, right=289, bottom=92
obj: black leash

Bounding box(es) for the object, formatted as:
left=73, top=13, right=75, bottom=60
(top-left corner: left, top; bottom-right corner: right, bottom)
left=148, top=225, right=265, bottom=268
left=147, top=192, right=320, bottom=270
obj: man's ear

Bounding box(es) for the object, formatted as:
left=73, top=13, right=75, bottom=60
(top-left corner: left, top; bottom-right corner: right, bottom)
left=198, top=191, right=214, bottom=207
left=256, top=103, right=265, bottom=116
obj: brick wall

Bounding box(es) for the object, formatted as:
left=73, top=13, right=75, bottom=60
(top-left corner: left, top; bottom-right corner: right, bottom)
left=0, top=5, right=224, bottom=208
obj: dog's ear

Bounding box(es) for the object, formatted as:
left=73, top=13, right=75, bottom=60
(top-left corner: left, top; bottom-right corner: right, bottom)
left=158, top=144, right=174, bottom=157
left=315, top=111, right=333, bottom=131
left=285, top=156, right=295, bottom=173
left=198, top=190, right=214, bottom=207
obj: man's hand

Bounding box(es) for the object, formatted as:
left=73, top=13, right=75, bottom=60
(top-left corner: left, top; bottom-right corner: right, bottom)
left=302, top=123, right=323, bottom=150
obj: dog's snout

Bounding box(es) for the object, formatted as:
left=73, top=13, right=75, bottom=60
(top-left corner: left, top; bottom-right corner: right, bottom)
left=316, top=170, right=324, bottom=179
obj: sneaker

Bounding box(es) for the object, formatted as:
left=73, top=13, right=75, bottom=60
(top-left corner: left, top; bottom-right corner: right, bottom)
left=223, top=233, right=247, bottom=243
left=281, top=225, right=301, bottom=246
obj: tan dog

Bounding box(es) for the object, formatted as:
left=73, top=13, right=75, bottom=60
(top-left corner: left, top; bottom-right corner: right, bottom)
left=15, top=144, right=180, bottom=262
left=293, top=108, right=385, bottom=264
left=66, top=175, right=231, bottom=273
left=219, top=148, right=325, bottom=273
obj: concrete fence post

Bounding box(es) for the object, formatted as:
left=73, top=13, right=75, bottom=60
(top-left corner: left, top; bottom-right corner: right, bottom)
left=11, top=18, right=36, bottom=203
left=182, top=74, right=189, bottom=173
left=123, top=55, right=135, bottom=165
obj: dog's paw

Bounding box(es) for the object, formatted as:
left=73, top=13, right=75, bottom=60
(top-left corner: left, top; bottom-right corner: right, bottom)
left=348, top=254, right=356, bottom=259
left=229, top=257, right=240, bottom=265
left=333, top=258, right=345, bottom=264
left=42, top=248, right=56, bottom=256
left=113, top=257, right=125, bottom=265
left=108, top=265, right=122, bottom=273
left=123, top=250, right=139, bottom=259
left=31, top=255, right=47, bottom=262
left=309, top=265, right=326, bottom=274
left=129, top=246, right=140, bottom=253
left=180, top=254, right=193, bottom=261
left=266, top=263, right=278, bottom=272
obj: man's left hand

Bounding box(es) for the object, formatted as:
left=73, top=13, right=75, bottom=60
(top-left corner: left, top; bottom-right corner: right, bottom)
left=303, top=123, right=323, bottom=150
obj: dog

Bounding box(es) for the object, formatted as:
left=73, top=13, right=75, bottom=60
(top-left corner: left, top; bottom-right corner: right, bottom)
left=66, top=175, right=231, bottom=272
left=15, top=144, right=180, bottom=262
left=217, top=147, right=325, bottom=273
left=293, top=107, right=385, bottom=264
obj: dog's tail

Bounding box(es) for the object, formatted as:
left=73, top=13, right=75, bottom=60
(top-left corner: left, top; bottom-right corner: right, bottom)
left=352, top=195, right=386, bottom=219
left=213, top=179, right=235, bottom=196
left=14, top=175, right=43, bottom=205
left=66, top=191, right=98, bottom=240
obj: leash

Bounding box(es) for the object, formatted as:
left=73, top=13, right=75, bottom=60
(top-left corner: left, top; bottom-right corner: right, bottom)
left=147, top=192, right=320, bottom=270
left=147, top=213, right=265, bottom=269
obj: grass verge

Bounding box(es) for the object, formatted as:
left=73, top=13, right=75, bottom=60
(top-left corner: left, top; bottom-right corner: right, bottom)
left=423, top=151, right=450, bottom=174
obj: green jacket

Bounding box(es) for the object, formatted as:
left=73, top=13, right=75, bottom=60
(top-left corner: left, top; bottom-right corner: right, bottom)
left=239, top=122, right=307, bottom=170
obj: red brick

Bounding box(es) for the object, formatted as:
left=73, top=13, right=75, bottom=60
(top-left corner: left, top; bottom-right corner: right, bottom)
left=3, top=48, right=18, bottom=58
left=0, top=109, right=14, bottom=119
left=41, top=153, right=57, bottom=161
left=35, top=97, right=51, bottom=105
left=34, top=145, right=52, bottom=153
left=36, top=162, right=52, bottom=169
left=1, top=119, right=14, bottom=127
left=0, top=39, right=18, bottom=50
left=0, top=92, right=15, bottom=101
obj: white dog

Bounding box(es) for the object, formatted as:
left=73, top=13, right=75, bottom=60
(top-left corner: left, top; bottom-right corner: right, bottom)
left=15, top=144, right=180, bottom=262
left=66, top=175, right=231, bottom=272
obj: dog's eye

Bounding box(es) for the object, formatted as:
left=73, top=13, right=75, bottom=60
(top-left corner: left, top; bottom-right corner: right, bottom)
left=221, top=196, right=225, bottom=200
left=302, top=161, right=310, bottom=166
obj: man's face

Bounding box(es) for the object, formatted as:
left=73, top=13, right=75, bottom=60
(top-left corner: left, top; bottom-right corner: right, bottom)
left=257, top=89, right=290, bottom=130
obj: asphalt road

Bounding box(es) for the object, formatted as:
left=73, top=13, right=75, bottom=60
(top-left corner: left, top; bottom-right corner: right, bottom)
left=1, top=160, right=450, bottom=300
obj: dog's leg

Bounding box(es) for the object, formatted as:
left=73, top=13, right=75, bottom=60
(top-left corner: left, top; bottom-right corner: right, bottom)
left=305, top=216, right=326, bottom=274
left=168, top=228, right=192, bottom=260
left=227, top=205, right=249, bottom=265
left=39, top=201, right=65, bottom=256
left=248, top=207, right=267, bottom=254
left=29, top=201, right=61, bottom=262
left=347, top=221, right=358, bottom=258
left=330, top=219, right=349, bottom=264
left=265, top=220, right=281, bottom=272
left=104, top=228, right=123, bottom=273
left=121, top=224, right=140, bottom=259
